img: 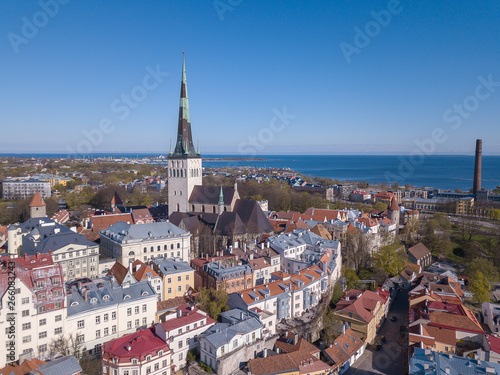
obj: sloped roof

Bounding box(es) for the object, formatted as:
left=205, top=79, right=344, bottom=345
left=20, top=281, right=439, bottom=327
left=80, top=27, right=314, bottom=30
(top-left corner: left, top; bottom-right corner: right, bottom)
left=233, top=199, right=274, bottom=234
left=408, top=243, right=431, bottom=260
left=0, top=358, right=46, bottom=375
left=110, top=192, right=123, bottom=206
left=34, top=355, right=82, bottom=375
left=310, top=223, right=332, bottom=240
left=389, top=196, right=399, bottom=211
left=29, top=191, right=46, bottom=207
left=91, top=213, right=133, bottom=233
left=189, top=185, right=235, bottom=205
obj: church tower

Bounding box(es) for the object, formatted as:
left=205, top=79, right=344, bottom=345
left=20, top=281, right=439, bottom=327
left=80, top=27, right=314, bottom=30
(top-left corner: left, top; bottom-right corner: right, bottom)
left=29, top=191, right=47, bottom=219
left=168, top=54, right=202, bottom=216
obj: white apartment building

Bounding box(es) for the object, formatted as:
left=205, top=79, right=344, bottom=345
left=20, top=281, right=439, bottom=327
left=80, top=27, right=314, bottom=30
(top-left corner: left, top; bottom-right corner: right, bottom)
left=228, top=265, right=329, bottom=320
left=0, top=254, right=66, bottom=367
left=198, top=308, right=264, bottom=373
left=100, top=221, right=191, bottom=265
left=65, top=276, right=157, bottom=355
left=155, top=305, right=216, bottom=371
left=8, top=218, right=99, bottom=281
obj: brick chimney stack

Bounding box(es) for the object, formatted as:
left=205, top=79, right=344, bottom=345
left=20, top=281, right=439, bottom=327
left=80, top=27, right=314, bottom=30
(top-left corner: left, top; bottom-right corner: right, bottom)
left=473, top=139, right=482, bottom=195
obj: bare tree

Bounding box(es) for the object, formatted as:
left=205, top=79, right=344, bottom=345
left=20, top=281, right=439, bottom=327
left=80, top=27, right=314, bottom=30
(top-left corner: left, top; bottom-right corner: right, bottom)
left=343, top=233, right=372, bottom=272
left=49, top=333, right=86, bottom=361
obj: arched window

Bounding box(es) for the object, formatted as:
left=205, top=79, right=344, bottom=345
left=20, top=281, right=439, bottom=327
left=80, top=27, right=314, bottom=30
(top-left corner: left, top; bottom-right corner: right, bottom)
left=192, top=205, right=195, bottom=211
left=171, top=244, right=174, bottom=249
left=164, top=245, right=167, bottom=250
left=157, top=246, right=161, bottom=251
left=143, top=247, right=147, bottom=253
left=128, top=251, right=135, bottom=256
left=177, top=243, right=180, bottom=249
left=150, top=246, right=154, bottom=252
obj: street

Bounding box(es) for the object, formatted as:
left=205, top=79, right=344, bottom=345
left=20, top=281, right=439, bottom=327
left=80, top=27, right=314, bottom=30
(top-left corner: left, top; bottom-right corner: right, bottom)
left=345, top=289, right=409, bottom=375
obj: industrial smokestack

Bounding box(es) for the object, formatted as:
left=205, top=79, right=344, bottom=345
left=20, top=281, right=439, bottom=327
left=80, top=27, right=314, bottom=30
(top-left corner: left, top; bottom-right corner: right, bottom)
left=473, top=139, right=482, bottom=195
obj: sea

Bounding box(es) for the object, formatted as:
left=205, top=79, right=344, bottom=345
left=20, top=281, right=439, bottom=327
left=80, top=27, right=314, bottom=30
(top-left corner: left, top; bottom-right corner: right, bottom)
left=2, top=153, right=499, bottom=192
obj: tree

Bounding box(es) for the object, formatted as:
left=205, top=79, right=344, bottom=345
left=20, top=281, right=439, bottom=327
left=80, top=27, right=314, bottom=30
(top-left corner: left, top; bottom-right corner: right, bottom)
left=49, top=333, right=86, bottom=360
left=330, top=282, right=343, bottom=307
left=490, top=209, right=500, bottom=221
left=321, top=309, right=342, bottom=346
left=373, top=243, right=408, bottom=276
left=469, top=271, right=490, bottom=304
left=199, top=286, right=229, bottom=320
left=457, top=216, right=479, bottom=242
left=342, top=268, right=360, bottom=290
left=373, top=201, right=388, bottom=212
left=465, top=258, right=499, bottom=282
left=343, top=233, right=372, bottom=272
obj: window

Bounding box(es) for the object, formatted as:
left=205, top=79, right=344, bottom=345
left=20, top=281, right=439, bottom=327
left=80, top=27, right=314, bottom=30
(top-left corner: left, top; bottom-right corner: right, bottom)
left=168, top=288, right=172, bottom=294
left=36, top=281, right=44, bottom=288
left=143, top=317, right=147, bottom=325
left=233, top=339, right=237, bottom=348
left=178, top=286, right=182, bottom=292
left=186, top=274, right=189, bottom=280
left=142, top=304, right=147, bottom=312
left=168, top=278, right=171, bottom=284
left=154, top=363, right=159, bottom=371
left=221, top=346, right=225, bottom=355
left=38, top=306, right=46, bottom=313
left=112, top=312, right=116, bottom=320
left=22, top=310, right=29, bottom=317
left=194, top=323, right=198, bottom=329
left=54, top=289, right=62, bottom=297
left=77, top=334, right=84, bottom=344
left=178, top=341, right=183, bottom=348
left=135, top=319, right=139, bottom=327
left=22, top=297, right=29, bottom=304
left=55, top=327, right=62, bottom=335
left=55, top=302, right=62, bottom=309
left=22, top=336, right=31, bottom=343
left=96, top=330, right=101, bottom=339
left=39, top=331, right=47, bottom=339
left=178, top=276, right=182, bottom=282
left=146, top=367, right=151, bottom=374
left=22, top=323, right=31, bottom=330
left=104, top=314, right=109, bottom=322
left=132, top=358, right=138, bottom=364
left=177, top=243, right=180, bottom=248
left=96, top=316, right=101, bottom=324
left=162, top=359, right=167, bottom=367
left=77, top=320, right=85, bottom=329
left=135, top=306, right=139, bottom=314
left=112, top=325, right=117, bottom=334
left=38, top=344, right=47, bottom=352
left=127, top=308, right=132, bottom=316
left=127, top=321, right=132, bottom=329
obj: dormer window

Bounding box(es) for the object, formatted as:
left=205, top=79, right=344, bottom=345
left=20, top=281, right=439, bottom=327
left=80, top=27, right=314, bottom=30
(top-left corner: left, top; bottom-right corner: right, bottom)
left=142, top=291, right=149, bottom=296
left=90, top=298, right=97, bottom=305
left=158, top=350, right=163, bottom=356
left=146, top=355, right=151, bottom=361
left=124, top=295, right=131, bottom=300
left=132, top=359, right=137, bottom=364
left=71, top=301, right=79, bottom=306
left=103, top=295, right=110, bottom=301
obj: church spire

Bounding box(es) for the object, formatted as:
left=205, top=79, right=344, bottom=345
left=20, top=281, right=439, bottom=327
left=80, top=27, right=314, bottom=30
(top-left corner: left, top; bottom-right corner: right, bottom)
left=172, top=53, right=197, bottom=157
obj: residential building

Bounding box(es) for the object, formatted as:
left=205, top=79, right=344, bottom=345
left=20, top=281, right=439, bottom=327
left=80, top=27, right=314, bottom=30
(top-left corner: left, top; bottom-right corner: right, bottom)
left=99, top=221, right=191, bottom=265
left=483, top=302, right=500, bottom=334
left=249, top=332, right=329, bottom=375
left=0, top=356, right=82, bottom=375
left=155, top=304, right=216, bottom=371
left=0, top=180, right=51, bottom=200
left=8, top=217, right=99, bottom=281
left=65, top=276, right=157, bottom=355
left=0, top=254, right=66, bottom=367
left=227, top=265, right=329, bottom=319
left=201, top=261, right=253, bottom=293
left=333, top=289, right=388, bottom=345
left=150, top=258, right=194, bottom=301
left=198, top=308, right=264, bottom=373
left=408, top=323, right=456, bottom=354
left=132, top=260, right=163, bottom=299
left=102, top=327, right=172, bottom=375
left=410, top=347, right=500, bottom=374
left=265, top=229, right=341, bottom=283
left=408, top=243, right=433, bottom=269
left=323, top=326, right=365, bottom=375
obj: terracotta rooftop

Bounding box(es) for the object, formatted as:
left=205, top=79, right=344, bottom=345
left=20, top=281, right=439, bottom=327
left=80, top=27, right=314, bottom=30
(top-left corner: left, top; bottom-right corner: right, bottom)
left=29, top=191, right=46, bottom=207
left=408, top=243, right=431, bottom=260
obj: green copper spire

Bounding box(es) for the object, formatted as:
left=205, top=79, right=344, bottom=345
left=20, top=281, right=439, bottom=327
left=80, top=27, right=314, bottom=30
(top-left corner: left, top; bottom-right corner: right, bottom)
left=171, top=53, right=197, bottom=158
left=218, top=186, right=224, bottom=206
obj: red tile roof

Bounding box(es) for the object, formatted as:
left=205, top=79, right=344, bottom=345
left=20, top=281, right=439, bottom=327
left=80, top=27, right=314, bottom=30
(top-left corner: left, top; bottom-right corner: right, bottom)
left=91, top=214, right=133, bottom=233
left=159, top=305, right=215, bottom=332
left=102, top=327, right=170, bottom=362
left=29, top=191, right=46, bottom=207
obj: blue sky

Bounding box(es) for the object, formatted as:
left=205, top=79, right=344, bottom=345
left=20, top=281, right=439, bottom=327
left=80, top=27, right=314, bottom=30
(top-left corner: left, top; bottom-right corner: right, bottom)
left=1, top=0, right=500, bottom=155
